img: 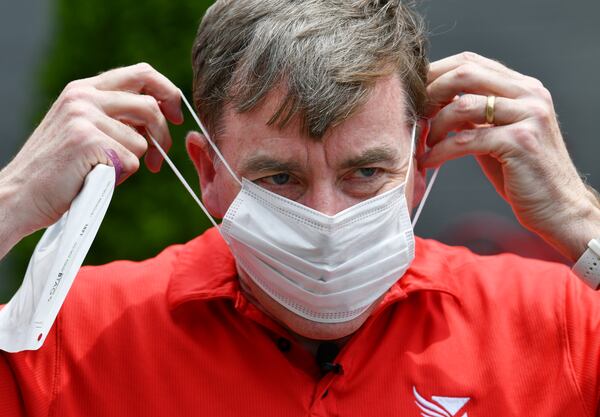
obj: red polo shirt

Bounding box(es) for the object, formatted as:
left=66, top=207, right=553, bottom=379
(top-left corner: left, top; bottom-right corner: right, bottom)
left=1, top=227, right=599, bottom=416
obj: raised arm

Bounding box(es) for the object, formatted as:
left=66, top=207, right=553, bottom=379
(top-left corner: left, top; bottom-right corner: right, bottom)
left=0, top=63, right=183, bottom=261
left=422, top=52, right=600, bottom=264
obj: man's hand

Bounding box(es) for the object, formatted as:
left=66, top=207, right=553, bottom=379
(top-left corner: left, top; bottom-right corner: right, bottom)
left=421, top=52, right=600, bottom=261
left=0, top=63, right=183, bottom=258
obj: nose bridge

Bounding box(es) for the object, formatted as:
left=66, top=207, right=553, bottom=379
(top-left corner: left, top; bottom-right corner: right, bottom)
left=296, top=141, right=339, bottom=216
left=302, top=179, right=345, bottom=216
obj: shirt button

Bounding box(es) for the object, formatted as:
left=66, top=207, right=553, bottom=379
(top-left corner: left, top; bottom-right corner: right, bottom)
left=276, top=337, right=291, bottom=352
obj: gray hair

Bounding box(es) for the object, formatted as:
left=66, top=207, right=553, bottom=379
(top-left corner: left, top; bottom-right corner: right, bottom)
left=192, top=0, right=428, bottom=139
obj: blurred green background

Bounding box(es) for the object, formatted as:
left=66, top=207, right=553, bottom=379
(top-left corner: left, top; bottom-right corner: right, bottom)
left=3, top=0, right=216, bottom=301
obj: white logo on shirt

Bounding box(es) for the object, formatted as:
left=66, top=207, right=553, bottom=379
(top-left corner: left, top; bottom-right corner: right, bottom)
left=413, top=386, right=470, bottom=417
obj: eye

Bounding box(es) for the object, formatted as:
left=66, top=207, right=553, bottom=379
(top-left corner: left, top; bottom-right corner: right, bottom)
left=255, top=173, right=303, bottom=200
left=349, top=167, right=381, bottom=180
left=341, top=167, right=385, bottom=198
left=263, top=173, right=291, bottom=185
left=357, top=168, right=377, bottom=178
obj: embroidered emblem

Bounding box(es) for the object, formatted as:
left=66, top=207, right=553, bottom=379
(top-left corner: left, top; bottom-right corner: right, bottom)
left=413, top=386, right=470, bottom=417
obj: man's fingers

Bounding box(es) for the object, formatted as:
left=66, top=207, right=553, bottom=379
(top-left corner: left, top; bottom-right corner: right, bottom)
left=94, top=114, right=149, bottom=159
left=86, top=63, right=183, bottom=125
left=428, top=95, right=524, bottom=147
left=94, top=90, right=173, bottom=168
left=420, top=126, right=511, bottom=169
left=475, top=154, right=507, bottom=200
left=104, top=149, right=123, bottom=181
left=95, top=111, right=167, bottom=174
left=95, top=130, right=141, bottom=184
left=428, top=51, right=524, bottom=84
left=426, top=65, right=527, bottom=117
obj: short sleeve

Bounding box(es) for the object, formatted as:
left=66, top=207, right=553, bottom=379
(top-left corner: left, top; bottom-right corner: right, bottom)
left=563, top=269, right=600, bottom=416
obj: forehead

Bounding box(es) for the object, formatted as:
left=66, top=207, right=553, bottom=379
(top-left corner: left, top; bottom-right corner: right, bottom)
left=217, top=75, right=412, bottom=164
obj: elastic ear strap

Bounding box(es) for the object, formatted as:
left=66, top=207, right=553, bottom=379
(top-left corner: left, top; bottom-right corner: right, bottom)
left=408, top=121, right=438, bottom=228
left=407, top=123, right=417, bottom=174
left=178, top=90, right=242, bottom=186
left=411, top=167, right=439, bottom=229
left=149, top=135, right=220, bottom=229
left=146, top=90, right=248, bottom=229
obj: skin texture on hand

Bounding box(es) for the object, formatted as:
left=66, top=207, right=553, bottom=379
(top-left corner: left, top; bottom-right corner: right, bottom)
left=0, top=176, right=23, bottom=260
left=0, top=63, right=183, bottom=259
left=422, top=52, right=600, bottom=261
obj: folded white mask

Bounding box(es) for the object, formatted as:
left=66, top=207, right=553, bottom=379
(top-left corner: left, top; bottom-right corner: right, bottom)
left=0, top=165, right=115, bottom=352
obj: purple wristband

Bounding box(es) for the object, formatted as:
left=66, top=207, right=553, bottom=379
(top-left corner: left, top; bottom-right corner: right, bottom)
left=104, top=149, right=123, bottom=183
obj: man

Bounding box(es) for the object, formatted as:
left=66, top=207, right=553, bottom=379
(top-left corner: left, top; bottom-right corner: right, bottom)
left=1, top=0, right=599, bottom=415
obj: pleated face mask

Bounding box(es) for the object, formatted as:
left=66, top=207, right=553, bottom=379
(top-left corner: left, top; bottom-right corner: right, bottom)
left=153, top=91, right=438, bottom=324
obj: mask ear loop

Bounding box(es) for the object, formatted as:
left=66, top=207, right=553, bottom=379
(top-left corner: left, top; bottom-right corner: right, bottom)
left=149, top=134, right=220, bottom=229
left=405, top=123, right=417, bottom=179
left=147, top=89, right=243, bottom=229
left=410, top=119, right=440, bottom=228
left=411, top=167, right=439, bottom=228
left=178, top=90, right=242, bottom=186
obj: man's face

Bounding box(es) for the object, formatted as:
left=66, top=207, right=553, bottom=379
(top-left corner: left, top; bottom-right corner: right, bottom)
left=187, top=75, right=424, bottom=340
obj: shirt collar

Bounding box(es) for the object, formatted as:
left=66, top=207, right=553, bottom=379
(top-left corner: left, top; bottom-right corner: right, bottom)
left=166, top=227, right=460, bottom=313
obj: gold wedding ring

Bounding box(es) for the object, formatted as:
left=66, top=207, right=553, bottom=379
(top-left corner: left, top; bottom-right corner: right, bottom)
left=485, top=95, right=496, bottom=124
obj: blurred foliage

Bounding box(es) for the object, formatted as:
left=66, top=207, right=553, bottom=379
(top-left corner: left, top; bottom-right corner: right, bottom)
left=6, top=0, right=216, bottom=300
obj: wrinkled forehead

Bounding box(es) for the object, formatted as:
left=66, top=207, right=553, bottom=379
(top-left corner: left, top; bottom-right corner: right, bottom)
left=215, top=76, right=414, bottom=167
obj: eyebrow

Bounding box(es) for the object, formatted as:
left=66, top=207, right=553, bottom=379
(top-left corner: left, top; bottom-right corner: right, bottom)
left=240, top=155, right=303, bottom=174
left=339, top=146, right=400, bottom=169
left=239, top=145, right=401, bottom=175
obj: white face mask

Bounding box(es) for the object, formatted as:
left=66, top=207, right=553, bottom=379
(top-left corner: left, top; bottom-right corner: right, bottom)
left=153, top=91, right=438, bottom=324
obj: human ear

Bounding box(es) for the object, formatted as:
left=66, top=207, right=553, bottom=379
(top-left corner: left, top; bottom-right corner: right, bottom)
left=415, top=118, right=430, bottom=164
left=412, top=118, right=430, bottom=207
left=185, top=131, right=222, bottom=218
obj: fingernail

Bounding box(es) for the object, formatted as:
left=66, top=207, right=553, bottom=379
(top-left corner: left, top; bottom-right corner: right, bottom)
left=104, top=148, right=123, bottom=183
left=146, top=148, right=163, bottom=171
